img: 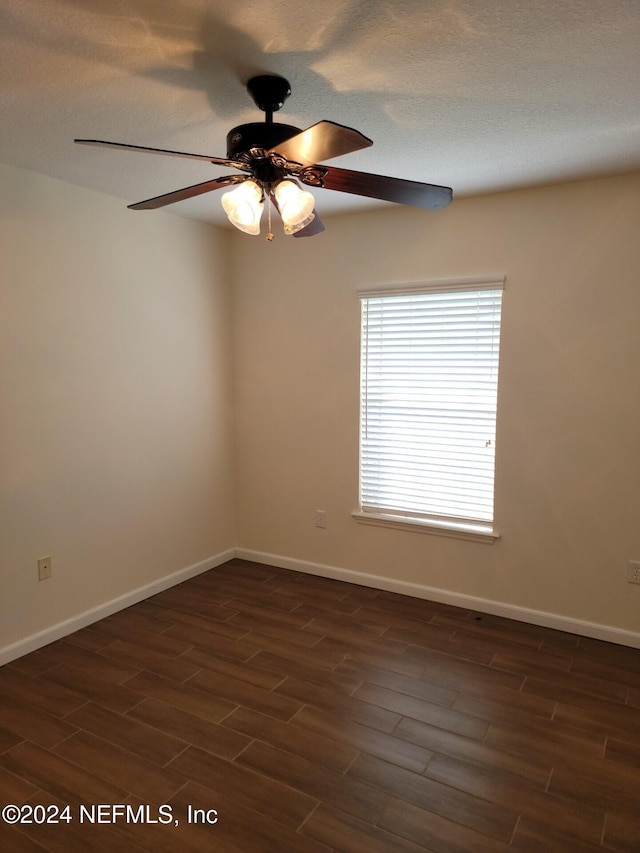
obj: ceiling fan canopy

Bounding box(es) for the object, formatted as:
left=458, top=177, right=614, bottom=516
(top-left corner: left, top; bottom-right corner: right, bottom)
left=75, top=74, right=452, bottom=238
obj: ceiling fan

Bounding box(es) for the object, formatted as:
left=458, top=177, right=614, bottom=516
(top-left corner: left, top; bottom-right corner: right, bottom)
left=75, top=75, right=452, bottom=239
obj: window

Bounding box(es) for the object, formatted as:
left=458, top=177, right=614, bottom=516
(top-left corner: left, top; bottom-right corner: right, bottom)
left=355, top=276, right=504, bottom=541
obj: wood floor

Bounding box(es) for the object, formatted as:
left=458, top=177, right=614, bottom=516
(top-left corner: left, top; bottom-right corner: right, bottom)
left=1, top=559, right=639, bottom=852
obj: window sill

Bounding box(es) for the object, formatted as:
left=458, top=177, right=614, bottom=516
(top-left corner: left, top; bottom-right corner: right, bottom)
left=351, top=510, right=499, bottom=543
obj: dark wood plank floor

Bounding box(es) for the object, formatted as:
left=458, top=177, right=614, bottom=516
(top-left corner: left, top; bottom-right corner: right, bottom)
left=1, top=558, right=639, bottom=852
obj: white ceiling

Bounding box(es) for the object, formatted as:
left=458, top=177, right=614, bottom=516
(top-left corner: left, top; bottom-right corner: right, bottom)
left=1, top=0, right=639, bottom=228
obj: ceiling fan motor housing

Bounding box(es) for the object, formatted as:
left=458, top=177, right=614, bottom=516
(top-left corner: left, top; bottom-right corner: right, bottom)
left=226, top=122, right=302, bottom=160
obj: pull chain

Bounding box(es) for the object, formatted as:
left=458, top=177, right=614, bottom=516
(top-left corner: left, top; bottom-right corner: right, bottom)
left=266, top=195, right=274, bottom=242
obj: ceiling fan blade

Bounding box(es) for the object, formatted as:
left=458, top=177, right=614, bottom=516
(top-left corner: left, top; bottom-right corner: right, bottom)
left=74, top=139, right=245, bottom=170
left=128, top=175, right=244, bottom=210
left=304, top=165, right=452, bottom=210
left=293, top=212, right=325, bottom=238
left=270, top=121, right=372, bottom=166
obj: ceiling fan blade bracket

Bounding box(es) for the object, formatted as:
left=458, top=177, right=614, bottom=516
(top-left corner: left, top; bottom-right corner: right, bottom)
left=297, top=165, right=330, bottom=187
left=269, top=153, right=293, bottom=170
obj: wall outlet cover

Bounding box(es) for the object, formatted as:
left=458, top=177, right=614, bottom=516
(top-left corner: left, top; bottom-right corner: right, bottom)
left=628, top=561, right=640, bottom=584
left=38, top=556, right=52, bottom=581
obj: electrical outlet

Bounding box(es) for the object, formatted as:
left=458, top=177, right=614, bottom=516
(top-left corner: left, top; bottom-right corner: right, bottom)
left=628, top=561, right=640, bottom=585
left=38, top=556, right=52, bottom=581
left=315, top=510, right=327, bottom=529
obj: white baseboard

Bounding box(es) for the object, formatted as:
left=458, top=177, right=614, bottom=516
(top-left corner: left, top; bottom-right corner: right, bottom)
left=0, top=549, right=235, bottom=666
left=236, top=548, right=640, bottom=650
left=4, top=545, right=639, bottom=665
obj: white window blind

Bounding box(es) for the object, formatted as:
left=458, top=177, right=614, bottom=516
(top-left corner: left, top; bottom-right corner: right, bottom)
left=359, top=278, right=503, bottom=527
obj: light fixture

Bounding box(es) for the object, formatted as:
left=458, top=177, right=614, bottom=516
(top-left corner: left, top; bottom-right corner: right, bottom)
left=221, top=180, right=264, bottom=235
left=274, top=180, right=315, bottom=235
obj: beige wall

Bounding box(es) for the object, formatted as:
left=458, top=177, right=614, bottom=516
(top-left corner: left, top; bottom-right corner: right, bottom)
left=2, top=164, right=639, bottom=656
left=0, top=163, right=236, bottom=655
left=231, top=172, right=640, bottom=637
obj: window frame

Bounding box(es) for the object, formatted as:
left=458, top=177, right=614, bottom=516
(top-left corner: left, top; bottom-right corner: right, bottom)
left=353, top=275, right=504, bottom=543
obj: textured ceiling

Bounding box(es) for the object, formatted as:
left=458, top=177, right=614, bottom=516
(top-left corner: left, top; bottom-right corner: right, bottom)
left=1, top=0, right=639, bottom=227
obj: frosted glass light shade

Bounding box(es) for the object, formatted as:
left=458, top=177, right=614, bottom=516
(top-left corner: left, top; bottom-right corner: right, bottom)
left=274, top=180, right=315, bottom=235
left=221, top=180, right=263, bottom=235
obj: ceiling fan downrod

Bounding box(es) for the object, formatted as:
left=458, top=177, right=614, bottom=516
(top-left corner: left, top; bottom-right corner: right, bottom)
left=226, top=75, right=301, bottom=160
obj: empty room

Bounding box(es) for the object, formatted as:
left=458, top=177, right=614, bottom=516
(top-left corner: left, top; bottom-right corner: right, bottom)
left=1, top=1, right=639, bottom=851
